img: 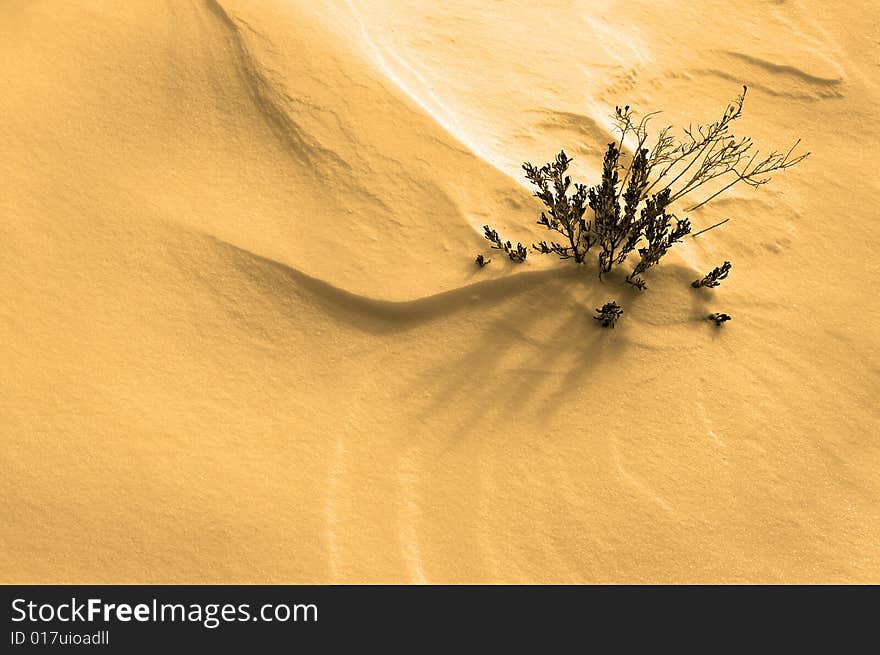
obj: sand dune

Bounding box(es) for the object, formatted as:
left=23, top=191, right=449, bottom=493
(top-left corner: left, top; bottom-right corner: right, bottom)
left=1, top=0, right=878, bottom=582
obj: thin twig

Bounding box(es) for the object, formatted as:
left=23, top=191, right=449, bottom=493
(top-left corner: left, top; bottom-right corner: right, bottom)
left=690, top=218, right=730, bottom=238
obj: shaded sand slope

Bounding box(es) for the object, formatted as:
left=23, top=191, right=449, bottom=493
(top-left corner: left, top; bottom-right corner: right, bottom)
left=1, top=0, right=878, bottom=582
left=0, top=0, right=537, bottom=301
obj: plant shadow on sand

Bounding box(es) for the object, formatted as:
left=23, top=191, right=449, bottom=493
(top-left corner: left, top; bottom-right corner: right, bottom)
left=214, top=236, right=714, bottom=440
left=402, top=262, right=711, bottom=440
left=408, top=273, right=615, bottom=436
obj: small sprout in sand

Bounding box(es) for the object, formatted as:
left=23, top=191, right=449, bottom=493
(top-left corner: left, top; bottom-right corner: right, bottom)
left=708, top=312, right=732, bottom=326
left=475, top=254, right=491, bottom=267
left=594, top=301, right=624, bottom=328
left=692, top=261, right=732, bottom=288
left=483, top=225, right=528, bottom=263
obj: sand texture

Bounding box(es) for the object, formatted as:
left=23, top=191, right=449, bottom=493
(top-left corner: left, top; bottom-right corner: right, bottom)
left=2, top=0, right=878, bottom=583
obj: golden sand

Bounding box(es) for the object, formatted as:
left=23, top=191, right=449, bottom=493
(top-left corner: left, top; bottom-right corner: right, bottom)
left=1, top=0, right=878, bottom=583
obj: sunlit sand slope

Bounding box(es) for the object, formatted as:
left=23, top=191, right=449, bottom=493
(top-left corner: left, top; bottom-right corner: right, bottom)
left=1, top=0, right=878, bottom=582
